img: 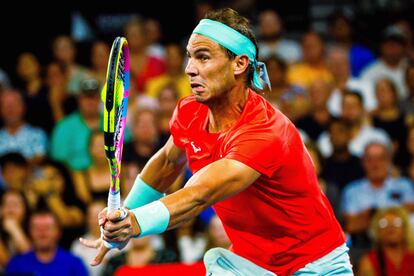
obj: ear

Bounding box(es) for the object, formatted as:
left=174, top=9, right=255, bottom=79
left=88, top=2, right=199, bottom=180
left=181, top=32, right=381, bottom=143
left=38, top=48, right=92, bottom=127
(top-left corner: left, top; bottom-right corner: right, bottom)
left=233, top=54, right=250, bottom=77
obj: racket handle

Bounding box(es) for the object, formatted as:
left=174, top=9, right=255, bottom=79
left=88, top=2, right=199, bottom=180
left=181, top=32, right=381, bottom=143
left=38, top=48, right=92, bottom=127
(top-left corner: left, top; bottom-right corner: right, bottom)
left=107, top=192, right=121, bottom=212
left=103, top=192, right=127, bottom=249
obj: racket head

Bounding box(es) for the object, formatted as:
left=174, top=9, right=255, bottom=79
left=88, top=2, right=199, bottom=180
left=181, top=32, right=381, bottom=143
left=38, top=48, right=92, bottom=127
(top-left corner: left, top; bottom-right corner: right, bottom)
left=102, top=37, right=130, bottom=197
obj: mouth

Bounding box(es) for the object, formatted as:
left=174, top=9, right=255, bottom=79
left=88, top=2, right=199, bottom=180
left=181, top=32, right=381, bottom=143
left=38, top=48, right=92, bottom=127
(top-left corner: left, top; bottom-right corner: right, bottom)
left=190, top=82, right=205, bottom=93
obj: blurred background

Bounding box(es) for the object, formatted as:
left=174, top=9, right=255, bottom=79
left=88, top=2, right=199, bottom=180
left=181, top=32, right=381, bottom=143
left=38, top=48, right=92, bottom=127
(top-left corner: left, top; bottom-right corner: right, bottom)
left=2, top=0, right=414, bottom=275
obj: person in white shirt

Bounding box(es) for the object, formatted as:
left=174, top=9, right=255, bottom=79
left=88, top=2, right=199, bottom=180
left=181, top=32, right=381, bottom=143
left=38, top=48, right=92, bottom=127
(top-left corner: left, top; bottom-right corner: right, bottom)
left=360, top=26, right=409, bottom=100
left=318, top=91, right=390, bottom=158
left=327, top=46, right=376, bottom=116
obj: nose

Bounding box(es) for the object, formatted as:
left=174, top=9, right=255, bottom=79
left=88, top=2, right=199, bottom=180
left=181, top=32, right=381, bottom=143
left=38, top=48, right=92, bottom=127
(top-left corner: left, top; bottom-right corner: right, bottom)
left=185, top=58, right=197, bottom=77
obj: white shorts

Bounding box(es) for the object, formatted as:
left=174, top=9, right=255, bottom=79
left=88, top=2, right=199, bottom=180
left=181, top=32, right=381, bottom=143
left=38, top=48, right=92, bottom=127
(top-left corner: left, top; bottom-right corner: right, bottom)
left=204, top=243, right=353, bottom=276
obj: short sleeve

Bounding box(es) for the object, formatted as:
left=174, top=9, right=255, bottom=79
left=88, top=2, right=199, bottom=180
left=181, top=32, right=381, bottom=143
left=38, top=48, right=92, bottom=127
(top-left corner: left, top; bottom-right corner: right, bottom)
left=169, top=101, right=186, bottom=150
left=224, top=130, right=283, bottom=178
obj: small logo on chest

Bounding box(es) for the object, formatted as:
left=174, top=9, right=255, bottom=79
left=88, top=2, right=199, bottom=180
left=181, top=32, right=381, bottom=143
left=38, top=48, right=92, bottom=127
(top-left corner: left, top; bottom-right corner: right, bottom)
left=190, top=141, right=201, bottom=153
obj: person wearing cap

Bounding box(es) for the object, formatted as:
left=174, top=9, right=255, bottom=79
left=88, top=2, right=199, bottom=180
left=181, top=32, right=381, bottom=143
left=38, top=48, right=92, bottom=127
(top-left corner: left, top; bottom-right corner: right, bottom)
left=81, top=8, right=351, bottom=276
left=360, top=25, right=409, bottom=100
left=50, top=79, right=102, bottom=171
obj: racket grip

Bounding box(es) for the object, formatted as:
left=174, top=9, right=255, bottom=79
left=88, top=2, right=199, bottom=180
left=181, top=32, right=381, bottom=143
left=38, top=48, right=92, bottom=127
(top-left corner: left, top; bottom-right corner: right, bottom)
left=107, top=192, right=121, bottom=212
left=103, top=192, right=127, bottom=249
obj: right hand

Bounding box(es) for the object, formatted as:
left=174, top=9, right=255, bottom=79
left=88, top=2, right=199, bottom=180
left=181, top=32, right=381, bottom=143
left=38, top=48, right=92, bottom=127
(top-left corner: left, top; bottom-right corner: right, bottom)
left=80, top=207, right=139, bottom=266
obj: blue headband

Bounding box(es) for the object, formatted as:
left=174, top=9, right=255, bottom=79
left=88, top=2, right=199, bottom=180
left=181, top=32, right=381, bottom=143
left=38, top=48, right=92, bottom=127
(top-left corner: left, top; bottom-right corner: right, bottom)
left=193, top=19, right=271, bottom=91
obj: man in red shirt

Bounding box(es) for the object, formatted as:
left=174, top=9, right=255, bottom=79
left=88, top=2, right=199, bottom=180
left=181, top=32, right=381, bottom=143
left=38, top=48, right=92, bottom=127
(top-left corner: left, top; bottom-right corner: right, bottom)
left=81, top=8, right=352, bottom=276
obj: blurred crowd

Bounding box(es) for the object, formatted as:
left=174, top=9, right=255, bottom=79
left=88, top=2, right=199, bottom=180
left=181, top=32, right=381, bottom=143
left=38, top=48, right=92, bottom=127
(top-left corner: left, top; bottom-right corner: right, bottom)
left=2, top=4, right=414, bottom=276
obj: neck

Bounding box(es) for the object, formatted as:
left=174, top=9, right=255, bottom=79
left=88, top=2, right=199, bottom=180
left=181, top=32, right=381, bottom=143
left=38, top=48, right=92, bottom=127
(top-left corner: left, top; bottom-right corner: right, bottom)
left=207, top=85, right=248, bottom=133
left=332, top=149, right=351, bottom=161
left=6, top=122, right=24, bottom=135
left=370, top=178, right=386, bottom=188
left=36, top=247, right=57, bottom=263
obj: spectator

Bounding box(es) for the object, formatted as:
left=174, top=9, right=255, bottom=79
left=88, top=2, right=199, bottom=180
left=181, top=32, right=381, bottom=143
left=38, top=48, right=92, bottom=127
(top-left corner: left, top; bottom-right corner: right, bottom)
left=145, top=43, right=191, bottom=99
left=318, top=91, right=390, bottom=158
left=257, top=9, right=301, bottom=63
left=400, top=61, right=414, bottom=125
left=205, top=215, right=231, bottom=251
left=321, top=118, right=364, bottom=192
left=145, top=18, right=165, bottom=60
left=72, top=200, right=126, bottom=276
left=326, top=46, right=375, bottom=116
left=52, top=35, right=91, bottom=95
left=0, top=153, right=29, bottom=194
left=0, top=190, right=31, bottom=270
left=45, top=62, right=72, bottom=121
left=361, top=26, right=409, bottom=99
left=295, top=80, right=333, bottom=141
left=342, top=142, right=414, bottom=264
left=264, top=55, right=309, bottom=120
left=371, top=78, right=407, bottom=168
left=90, top=40, right=110, bottom=86
left=72, top=131, right=114, bottom=205
left=123, top=108, right=161, bottom=170
left=288, top=31, right=333, bottom=89
left=5, top=210, right=88, bottom=276
left=357, top=207, right=414, bottom=276
left=27, top=159, right=85, bottom=249
left=328, top=10, right=375, bottom=77
left=16, top=52, right=55, bottom=134
left=0, top=89, right=48, bottom=165
left=50, top=78, right=102, bottom=171
left=124, top=17, right=165, bottom=94
left=102, top=235, right=177, bottom=276
left=156, top=84, right=180, bottom=145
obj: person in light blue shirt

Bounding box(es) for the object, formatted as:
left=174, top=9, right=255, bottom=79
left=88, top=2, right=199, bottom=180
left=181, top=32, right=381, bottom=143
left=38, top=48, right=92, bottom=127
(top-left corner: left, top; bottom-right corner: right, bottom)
left=342, top=142, right=414, bottom=221
left=342, top=141, right=414, bottom=264
left=0, top=89, right=47, bottom=164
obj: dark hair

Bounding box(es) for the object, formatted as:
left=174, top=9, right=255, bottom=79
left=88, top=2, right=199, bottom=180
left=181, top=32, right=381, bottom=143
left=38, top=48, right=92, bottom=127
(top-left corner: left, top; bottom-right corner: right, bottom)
left=204, top=8, right=258, bottom=89
left=343, top=90, right=363, bottom=105
left=30, top=209, right=62, bottom=230
left=0, top=189, right=31, bottom=238
left=0, top=152, right=28, bottom=168
left=264, top=55, right=287, bottom=74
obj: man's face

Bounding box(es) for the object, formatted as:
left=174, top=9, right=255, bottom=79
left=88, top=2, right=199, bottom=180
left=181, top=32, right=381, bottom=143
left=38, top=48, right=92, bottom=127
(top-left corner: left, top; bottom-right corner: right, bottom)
left=362, top=144, right=391, bottom=182
left=0, top=92, right=25, bottom=126
left=30, top=214, right=60, bottom=251
left=79, top=94, right=100, bottom=118
left=342, top=94, right=363, bottom=125
left=185, top=34, right=235, bottom=104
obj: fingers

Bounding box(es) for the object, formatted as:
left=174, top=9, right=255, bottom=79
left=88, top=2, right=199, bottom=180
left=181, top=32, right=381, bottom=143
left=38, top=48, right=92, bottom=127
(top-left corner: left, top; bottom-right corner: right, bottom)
left=102, top=226, right=132, bottom=242
left=107, top=208, right=128, bottom=222
left=98, top=207, right=108, bottom=226
left=90, top=245, right=110, bottom=266
left=79, top=237, right=102, bottom=249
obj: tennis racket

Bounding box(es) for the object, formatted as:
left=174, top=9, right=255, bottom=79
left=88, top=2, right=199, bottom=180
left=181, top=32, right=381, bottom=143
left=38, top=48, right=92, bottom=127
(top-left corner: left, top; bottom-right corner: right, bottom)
left=101, top=37, right=130, bottom=248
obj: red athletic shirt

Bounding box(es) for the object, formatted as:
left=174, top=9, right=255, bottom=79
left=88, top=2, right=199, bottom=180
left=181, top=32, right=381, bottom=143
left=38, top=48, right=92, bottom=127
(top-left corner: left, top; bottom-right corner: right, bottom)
left=169, top=89, right=345, bottom=276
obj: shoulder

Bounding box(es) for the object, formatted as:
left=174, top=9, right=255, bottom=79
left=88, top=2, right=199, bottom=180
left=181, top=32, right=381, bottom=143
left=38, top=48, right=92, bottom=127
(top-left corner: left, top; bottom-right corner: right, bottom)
left=344, top=178, right=368, bottom=194
left=22, top=124, right=46, bottom=137
left=7, top=251, right=34, bottom=267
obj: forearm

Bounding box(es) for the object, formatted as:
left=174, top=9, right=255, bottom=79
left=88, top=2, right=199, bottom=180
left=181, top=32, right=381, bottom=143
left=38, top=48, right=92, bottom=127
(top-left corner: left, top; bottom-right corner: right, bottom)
left=9, top=228, right=31, bottom=253
left=46, top=195, right=84, bottom=226
left=140, top=148, right=186, bottom=193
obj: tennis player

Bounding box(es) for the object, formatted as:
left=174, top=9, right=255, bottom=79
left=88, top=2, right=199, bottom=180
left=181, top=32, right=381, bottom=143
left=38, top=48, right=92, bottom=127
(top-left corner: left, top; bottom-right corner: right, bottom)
left=81, top=8, right=353, bottom=276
